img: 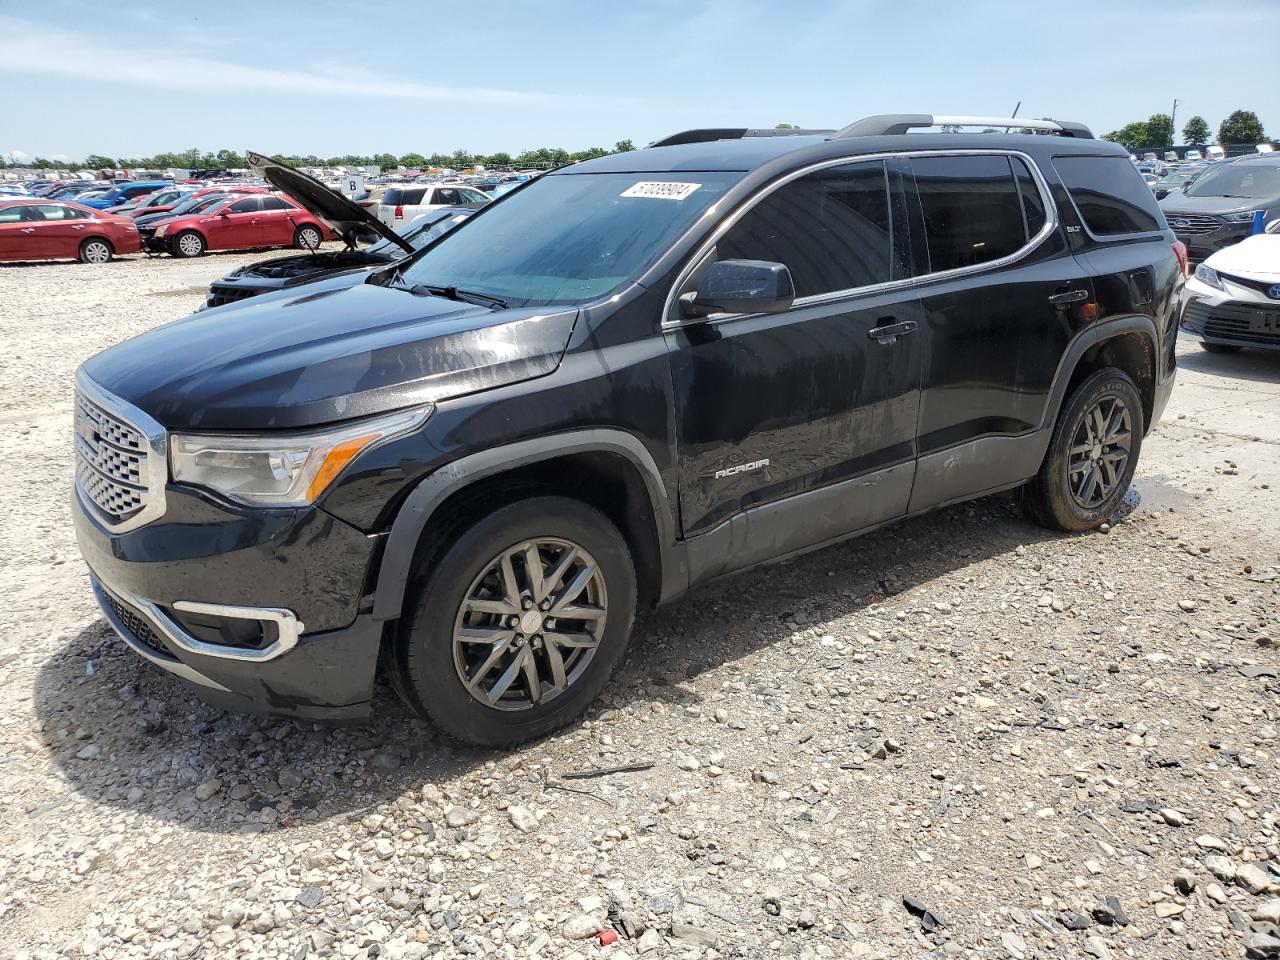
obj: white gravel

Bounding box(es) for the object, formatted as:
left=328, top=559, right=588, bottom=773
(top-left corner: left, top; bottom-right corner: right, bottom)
left=2, top=251, right=1279, bottom=960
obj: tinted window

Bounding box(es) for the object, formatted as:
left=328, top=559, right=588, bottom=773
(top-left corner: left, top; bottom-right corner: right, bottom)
left=460, top=188, right=490, bottom=204
left=384, top=187, right=426, bottom=206
left=259, top=197, right=288, bottom=211
left=228, top=197, right=260, bottom=213
left=434, top=188, right=461, bottom=205
left=1012, top=158, right=1047, bottom=238
left=0, top=206, right=24, bottom=223
left=1053, top=156, right=1162, bottom=236
left=911, top=155, right=1027, bottom=272
left=717, top=160, right=897, bottom=296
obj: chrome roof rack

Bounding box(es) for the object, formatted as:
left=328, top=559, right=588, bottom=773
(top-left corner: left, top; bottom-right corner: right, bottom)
left=833, top=114, right=1094, bottom=140
left=649, top=127, right=835, bottom=148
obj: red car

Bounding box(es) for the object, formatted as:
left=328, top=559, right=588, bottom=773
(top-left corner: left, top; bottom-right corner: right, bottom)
left=128, top=184, right=267, bottom=220
left=153, top=193, right=335, bottom=257
left=0, top=199, right=142, bottom=263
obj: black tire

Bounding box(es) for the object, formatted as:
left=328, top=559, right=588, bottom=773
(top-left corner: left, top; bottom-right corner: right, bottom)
left=171, top=230, right=205, bottom=258
left=78, top=237, right=113, bottom=264
left=1199, top=341, right=1242, bottom=354
left=397, top=496, right=637, bottom=748
left=294, top=225, right=322, bottom=250
left=1024, top=368, right=1144, bottom=531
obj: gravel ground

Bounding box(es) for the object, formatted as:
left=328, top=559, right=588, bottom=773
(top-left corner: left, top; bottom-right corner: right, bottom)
left=2, top=251, right=1279, bottom=960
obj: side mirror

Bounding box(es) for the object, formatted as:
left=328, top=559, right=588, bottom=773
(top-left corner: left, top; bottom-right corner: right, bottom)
left=680, top=259, right=795, bottom=319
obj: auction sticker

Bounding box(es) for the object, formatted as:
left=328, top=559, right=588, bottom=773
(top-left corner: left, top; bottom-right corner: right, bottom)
left=621, top=181, right=701, bottom=200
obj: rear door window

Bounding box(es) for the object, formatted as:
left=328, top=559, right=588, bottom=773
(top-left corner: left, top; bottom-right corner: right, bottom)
left=910, top=155, right=1028, bottom=273
left=1052, top=155, right=1163, bottom=236
left=434, top=188, right=462, bottom=205
left=228, top=197, right=261, bottom=213
left=716, top=159, right=900, bottom=296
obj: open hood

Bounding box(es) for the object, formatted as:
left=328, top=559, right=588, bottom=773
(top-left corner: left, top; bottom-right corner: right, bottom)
left=246, top=150, right=414, bottom=255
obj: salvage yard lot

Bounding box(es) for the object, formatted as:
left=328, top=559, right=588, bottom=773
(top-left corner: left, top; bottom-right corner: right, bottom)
left=2, top=253, right=1279, bottom=959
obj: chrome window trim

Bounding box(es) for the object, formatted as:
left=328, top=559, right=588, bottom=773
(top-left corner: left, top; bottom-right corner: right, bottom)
left=74, top=368, right=168, bottom=534
left=661, top=148, right=1060, bottom=329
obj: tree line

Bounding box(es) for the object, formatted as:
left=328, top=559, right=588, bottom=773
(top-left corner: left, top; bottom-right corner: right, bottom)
left=1102, top=110, right=1267, bottom=152
left=4, top=141, right=639, bottom=173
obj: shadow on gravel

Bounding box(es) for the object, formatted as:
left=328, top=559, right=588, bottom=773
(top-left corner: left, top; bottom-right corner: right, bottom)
left=1177, top=343, right=1280, bottom=384
left=33, top=491, right=1065, bottom=833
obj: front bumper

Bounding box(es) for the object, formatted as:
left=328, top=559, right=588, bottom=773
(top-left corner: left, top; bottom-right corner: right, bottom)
left=74, top=484, right=385, bottom=719
left=1179, top=279, right=1280, bottom=351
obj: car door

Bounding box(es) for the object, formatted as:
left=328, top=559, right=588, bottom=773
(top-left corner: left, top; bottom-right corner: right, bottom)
left=256, top=196, right=298, bottom=245
left=205, top=196, right=263, bottom=249
left=0, top=204, right=30, bottom=259
left=30, top=204, right=94, bottom=259
left=666, top=158, right=924, bottom=576
left=902, top=152, right=1092, bottom=511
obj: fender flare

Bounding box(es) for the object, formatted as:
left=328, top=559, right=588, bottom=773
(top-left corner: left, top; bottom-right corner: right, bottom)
left=1037, top=315, right=1159, bottom=433
left=371, top=429, right=678, bottom=621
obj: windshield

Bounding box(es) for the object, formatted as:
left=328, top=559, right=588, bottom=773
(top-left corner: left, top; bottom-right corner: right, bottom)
left=371, top=211, right=470, bottom=254
left=171, top=194, right=227, bottom=215
left=1185, top=162, right=1280, bottom=200
left=397, top=172, right=738, bottom=306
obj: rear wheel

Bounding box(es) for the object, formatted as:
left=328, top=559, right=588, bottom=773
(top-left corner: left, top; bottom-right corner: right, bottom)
left=79, top=238, right=113, bottom=264
left=172, top=231, right=205, bottom=258
left=294, top=225, right=322, bottom=250
left=1199, top=341, right=1242, bottom=354
left=397, top=496, right=637, bottom=747
left=1024, top=368, right=1144, bottom=531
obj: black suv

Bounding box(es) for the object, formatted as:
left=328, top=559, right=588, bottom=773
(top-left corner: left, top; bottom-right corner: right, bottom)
left=73, top=115, right=1183, bottom=746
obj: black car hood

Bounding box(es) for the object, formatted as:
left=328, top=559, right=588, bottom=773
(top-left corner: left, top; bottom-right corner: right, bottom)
left=1160, top=194, right=1265, bottom=216
left=247, top=150, right=414, bottom=255
left=82, top=281, right=578, bottom=430
left=228, top=248, right=398, bottom=284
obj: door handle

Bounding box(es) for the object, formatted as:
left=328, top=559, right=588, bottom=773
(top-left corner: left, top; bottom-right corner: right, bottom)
left=1049, top=289, right=1090, bottom=306
left=21, top=227, right=35, bottom=233
left=868, top=320, right=918, bottom=343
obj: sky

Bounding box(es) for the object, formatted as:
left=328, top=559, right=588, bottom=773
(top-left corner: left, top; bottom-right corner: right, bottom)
left=2, top=0, right=1278, bottom=163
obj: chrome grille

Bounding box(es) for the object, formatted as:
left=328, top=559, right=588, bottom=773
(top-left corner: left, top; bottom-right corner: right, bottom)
left=74, top=385, right=159, bottom=528
left=1165, top=214, right=1221, bottom=236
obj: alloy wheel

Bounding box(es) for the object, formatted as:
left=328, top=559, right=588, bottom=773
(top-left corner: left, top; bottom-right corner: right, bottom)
left=298, top=227, right=321, bottom=249
left=452, top=538, right=607, bottom=711
left=83, top=240, right=110, bottom=263
left=178, top=234, right=203, bottom=257
left=1068, top=395, right=1132, bottom=509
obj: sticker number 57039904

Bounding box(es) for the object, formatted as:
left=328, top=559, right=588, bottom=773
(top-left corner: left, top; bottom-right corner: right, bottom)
left=620, top=181, right=701, bottom=200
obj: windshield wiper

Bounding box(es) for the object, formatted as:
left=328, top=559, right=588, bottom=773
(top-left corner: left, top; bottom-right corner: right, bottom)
left=406, top=284, right=508, bottom=309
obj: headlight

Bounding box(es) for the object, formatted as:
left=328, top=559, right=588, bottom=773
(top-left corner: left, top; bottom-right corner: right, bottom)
left=155, top=225, right=168, bottom=237
left=1193, top=263, right=1225, bottom=291
left=170, top=406, right=431, bottom=507
left=1224, top=210, right=1263, bottom=223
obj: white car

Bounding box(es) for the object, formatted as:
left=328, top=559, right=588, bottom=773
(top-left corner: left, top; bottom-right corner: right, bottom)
left=1180, top=219, right=1280, bottom=353
left=376, top=182, right=490, bottom=227
left=1184, top=149, right=1203, bottom=161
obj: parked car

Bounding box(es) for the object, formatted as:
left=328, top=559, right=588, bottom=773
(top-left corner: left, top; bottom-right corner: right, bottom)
left=1185, top=149, right=1203, bottom=161
left=72, top=114, right=1182, bottom=745
left=0, top=199, right=141, bottom=263
left=136, top=193, right=238, bottom=248
left=1180, top=219, right=1280, bottom=352
left=79, top=180, right=173, bottom=210
left=1160, top=153, right=1280, bottom=261
left=1152, top=167, right=1203, bottom=200
left=152, top=192, right=336, bottom=257
left=206, top=201, right=475, bottom=308
left=376, top=182, right=490, bottom=227
left=116, top=186, right=199, bottom=218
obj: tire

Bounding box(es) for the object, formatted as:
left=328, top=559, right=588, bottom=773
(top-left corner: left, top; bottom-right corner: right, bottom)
left=397, top=496, right=637, bottom=748
left=78, top=238, right=113, bottom=264
left=1024, top=368, right=1144, bottom=531
left=1199, top=341, right=1242, bottom=354
left=294, top=225, right=323, bottom=250
left=171, top=231, right=205, bottom=258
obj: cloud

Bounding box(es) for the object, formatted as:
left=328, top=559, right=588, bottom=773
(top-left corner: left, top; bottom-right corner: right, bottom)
left=0, top=16, right=577, bottom=106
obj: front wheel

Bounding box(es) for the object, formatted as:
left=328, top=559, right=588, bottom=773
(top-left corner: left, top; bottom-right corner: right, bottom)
left=397, top=496, right=637, bottom=747
left=1199, top=341, right=1242, bottom=354
left=294, top=225, right=322, bottom=250
left=79, top=238, right=113, bottom=264
left=1024, top=368, right=1144, bottom=531
left=171, top=231, right=205, bottom=258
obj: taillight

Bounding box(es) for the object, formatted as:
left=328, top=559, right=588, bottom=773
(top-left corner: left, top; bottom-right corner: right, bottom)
left=1172, top=240, right=1189, bottom=279
left=394, top=205, right=404, bottom=219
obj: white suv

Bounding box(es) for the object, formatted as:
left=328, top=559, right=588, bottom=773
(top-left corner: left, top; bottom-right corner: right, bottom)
left=377, top=183, right=490, bottom=227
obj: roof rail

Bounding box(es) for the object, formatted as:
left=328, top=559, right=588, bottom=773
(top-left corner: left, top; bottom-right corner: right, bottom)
left=833, top=114, right=1094, bottom=140
left=649, top=127, right=835, bottom=148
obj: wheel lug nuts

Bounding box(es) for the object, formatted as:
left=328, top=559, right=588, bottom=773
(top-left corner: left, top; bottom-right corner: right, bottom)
left=539, top=600, right=551, bottom=611
left=514, top=635, right=525, bottom=646
left=522, top=598, right=534, bottom=610
left=507, top=616, right=519, bottom=628
left=545, top=618, right=556, bottom=630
